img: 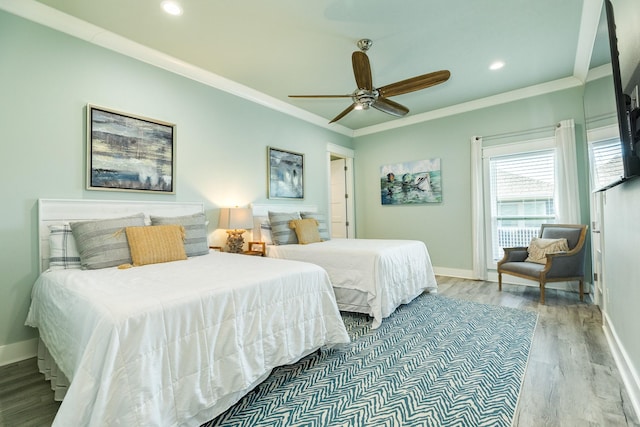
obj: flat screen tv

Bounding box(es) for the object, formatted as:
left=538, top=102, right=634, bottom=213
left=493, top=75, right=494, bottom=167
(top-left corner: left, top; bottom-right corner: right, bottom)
left=603, top=0, right=640, bottom=188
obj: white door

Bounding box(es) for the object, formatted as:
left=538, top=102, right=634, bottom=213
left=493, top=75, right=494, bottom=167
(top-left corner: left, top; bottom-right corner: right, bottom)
left=331, top=158, right=347, bottom=238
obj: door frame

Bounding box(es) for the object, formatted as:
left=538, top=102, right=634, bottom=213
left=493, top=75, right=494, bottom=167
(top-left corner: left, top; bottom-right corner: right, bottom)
left=326, top=143, right=355, bottom=238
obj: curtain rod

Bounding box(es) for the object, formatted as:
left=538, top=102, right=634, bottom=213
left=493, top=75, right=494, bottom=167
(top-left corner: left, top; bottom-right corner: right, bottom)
left=480, top=123, right=557, bottom=143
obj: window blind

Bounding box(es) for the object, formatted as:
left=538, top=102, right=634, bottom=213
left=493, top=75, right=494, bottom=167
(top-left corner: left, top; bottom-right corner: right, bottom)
left=590, top=138, right=624, bottom=190
left=489, top=149, right=556, bottom=261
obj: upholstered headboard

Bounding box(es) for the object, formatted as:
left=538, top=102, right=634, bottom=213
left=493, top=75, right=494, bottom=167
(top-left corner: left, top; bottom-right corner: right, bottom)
left=38, top=199, right=204, bottom=272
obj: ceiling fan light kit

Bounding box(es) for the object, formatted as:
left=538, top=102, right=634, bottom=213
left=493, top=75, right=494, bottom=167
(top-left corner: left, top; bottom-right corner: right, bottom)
left=289, top=38, right=451, bottom=123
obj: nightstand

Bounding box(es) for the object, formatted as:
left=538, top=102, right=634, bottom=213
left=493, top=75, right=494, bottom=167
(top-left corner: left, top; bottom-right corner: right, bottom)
left=244, top=241, right=266, bottom=256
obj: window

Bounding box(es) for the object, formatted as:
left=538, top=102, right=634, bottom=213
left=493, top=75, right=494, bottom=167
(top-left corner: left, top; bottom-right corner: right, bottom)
left=589, top=136, right=624, bottom=190
left=483, top=138, right=557, bottom=265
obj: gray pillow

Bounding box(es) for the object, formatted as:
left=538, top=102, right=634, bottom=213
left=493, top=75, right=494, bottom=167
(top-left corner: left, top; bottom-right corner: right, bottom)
left=150, top=212, right=209, bottom=257
left=70, top=213, right=146, bottom=269
left=268, top=211, right=301, bottom=245
left=300, top=212, right=330, bottom=241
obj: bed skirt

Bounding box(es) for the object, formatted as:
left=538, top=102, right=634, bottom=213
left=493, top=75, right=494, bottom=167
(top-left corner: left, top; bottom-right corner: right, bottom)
left=36, top=338, right=69, bottom=402
left=34, top=338, right=311, bottom=423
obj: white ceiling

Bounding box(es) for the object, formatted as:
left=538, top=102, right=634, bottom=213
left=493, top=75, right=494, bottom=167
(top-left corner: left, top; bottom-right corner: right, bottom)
left=3, top=0, right=610, bottom=135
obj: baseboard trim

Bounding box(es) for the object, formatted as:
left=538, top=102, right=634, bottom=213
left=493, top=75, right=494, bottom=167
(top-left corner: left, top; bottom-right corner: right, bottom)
left=603, top=311, right=640, bottom=421
left=0, top=338, right=38, bottom=367
left=432, top=267, right=474, bottom=279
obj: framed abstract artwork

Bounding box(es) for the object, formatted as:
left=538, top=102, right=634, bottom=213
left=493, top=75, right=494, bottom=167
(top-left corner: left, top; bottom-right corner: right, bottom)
left=380, top=158, right=442, bottom=205
left=267, top=147, right=304, bottom=199
left=86, top=104, right=176, bottom=193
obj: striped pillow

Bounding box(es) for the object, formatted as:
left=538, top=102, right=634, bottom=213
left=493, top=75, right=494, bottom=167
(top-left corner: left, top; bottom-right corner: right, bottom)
left=268, top=211, right=301, bottom=245
left=150, top=212, right=209, bottom=257
left=125, top=225, right=187, bottom=266
left=300, top=212, right=330, bottom=241
left=48, top=224, right=81, bottom=270
left=70, top=213, right=146, bottom=269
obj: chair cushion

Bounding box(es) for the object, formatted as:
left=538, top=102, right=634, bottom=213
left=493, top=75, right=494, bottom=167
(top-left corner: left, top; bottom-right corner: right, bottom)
left=525, top=237, right=569, bottom=264
left=499, top=261, right=546, bottom=276
left=540, top=226, right=582, bottom=249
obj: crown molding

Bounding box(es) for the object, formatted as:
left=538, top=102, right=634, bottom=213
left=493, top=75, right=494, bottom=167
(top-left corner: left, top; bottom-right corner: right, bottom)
left=353, top=77, right=584, bottom=137
left=0, top=0, right=594, bottom=139
left=0, top=0, right=353, bottom=137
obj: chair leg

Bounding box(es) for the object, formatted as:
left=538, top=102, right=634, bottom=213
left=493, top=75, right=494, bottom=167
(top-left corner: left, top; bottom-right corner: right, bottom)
left=579, top=279, right=584, bottom=302
left=539, top=282, right=545, bottom=305
left=498, top=272, right=502, bottom=291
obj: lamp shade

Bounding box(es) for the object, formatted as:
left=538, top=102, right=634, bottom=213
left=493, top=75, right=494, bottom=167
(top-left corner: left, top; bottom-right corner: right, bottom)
left=218, top=207, right=253, bottom=231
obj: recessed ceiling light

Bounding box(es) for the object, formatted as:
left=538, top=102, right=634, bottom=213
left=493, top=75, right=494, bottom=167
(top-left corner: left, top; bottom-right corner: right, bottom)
left=161, top=0, right=183, bottom=16
left=489, top=61, right=505, bottom=71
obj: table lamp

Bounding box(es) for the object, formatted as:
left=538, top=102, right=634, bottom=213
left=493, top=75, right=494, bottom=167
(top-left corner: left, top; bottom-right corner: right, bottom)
left=219, top=207, right=253, bottom=253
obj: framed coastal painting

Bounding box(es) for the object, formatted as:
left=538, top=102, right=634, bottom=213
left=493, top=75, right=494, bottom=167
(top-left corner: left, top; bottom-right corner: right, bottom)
left=267, top=147, right=304, bottom=199
left=86, top=104, right=176, bottom=193
left=380, top=158, right=442, bottom=205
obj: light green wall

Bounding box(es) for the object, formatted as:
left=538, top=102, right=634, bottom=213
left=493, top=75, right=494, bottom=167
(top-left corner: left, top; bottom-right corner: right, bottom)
left=352, top=87, right=590, bottom=271
left=602, top=178, right=640, bottom=391
left=584, top=75, right=618, bottom=127
left=0, top=10, right=351, bottom=348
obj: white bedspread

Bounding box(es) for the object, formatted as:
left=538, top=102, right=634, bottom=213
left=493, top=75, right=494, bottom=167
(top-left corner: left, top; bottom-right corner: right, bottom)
left=267, top=238, right=438, bottom=328
left=25, top=252, right=349, bottom=426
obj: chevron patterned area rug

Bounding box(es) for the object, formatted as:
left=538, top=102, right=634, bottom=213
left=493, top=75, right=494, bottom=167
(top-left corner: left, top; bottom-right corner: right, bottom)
left=204, top=294, right=538, bottom=427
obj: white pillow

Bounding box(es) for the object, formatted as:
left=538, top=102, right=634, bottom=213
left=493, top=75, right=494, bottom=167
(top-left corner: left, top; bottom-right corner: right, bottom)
left=525, top=237, right=569, bottom=264
left=48, top=224, right=81, bottom=270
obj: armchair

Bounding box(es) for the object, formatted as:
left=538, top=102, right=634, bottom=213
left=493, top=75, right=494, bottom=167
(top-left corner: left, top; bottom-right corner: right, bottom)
left=497, top=224, right=588, bottom=304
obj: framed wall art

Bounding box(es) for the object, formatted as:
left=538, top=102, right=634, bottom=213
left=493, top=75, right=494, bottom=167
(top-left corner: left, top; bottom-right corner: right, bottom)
left=380, top=158, right=442, bottom=205
left=267, top=146, right=304, bottom=199
left=86, top=104, right=176, bottom=193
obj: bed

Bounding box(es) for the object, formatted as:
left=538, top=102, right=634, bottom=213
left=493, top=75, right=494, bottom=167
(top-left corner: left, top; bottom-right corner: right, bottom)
left=252, top=204, right=438, bottom=329
left=26, top=199, right=350, bottom=427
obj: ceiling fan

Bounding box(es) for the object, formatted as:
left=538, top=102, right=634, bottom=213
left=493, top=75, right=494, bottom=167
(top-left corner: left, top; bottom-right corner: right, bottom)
left=289, top=38, right=451, bottom=124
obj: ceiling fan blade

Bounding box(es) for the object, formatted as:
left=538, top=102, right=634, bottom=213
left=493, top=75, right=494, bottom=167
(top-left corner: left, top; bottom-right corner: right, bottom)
left=352, top=51, right=373, bottom=91
left=378, top=70, right=451, bottom=98
left=329, top=103, right=357, bottom=124
left=372, top=97, right=409, bottom=117
left=289, top=94, right=351, bottom=98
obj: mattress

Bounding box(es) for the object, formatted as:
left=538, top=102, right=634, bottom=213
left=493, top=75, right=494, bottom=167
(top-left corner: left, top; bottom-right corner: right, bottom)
left=25, top=252, right=350, bottom=426
left=267, top=238, right=438, bottom=328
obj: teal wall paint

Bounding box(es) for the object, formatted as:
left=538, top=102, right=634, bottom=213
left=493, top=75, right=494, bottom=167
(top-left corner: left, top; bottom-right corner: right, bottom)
left=585, top=75, right=640, bottom=398
left=353, top=87, right=590, bottom=271
left=0, top=10, right=351, bottom=348
left=602, top=178, right=640, bottom=394
left=584, top=75, right=618, bottom=127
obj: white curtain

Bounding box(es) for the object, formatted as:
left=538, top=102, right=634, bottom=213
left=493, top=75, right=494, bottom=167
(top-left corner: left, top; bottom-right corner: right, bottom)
left=555, top=119, right=581, bottom=224
left=470, top=136, right=487, bottom=280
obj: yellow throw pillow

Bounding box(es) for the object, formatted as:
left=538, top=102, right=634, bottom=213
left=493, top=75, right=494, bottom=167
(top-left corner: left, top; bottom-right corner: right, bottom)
left=125, top=225, right=187, bottom=266
left=289, top=218, right=322, bottom=244
left=525, top=237, right=569, bottom=264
